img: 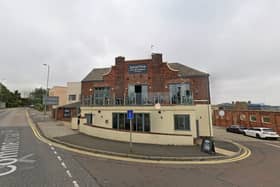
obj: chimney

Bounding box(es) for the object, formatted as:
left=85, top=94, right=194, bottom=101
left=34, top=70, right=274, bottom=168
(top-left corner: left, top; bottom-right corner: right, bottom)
left=115, top=56, right=125, bottom=65
left=151, top=53, right=162, bottom=63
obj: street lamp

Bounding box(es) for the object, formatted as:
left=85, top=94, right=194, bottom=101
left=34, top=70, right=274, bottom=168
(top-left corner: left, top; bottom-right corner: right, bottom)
left=43, top=64, right=50, bottom=115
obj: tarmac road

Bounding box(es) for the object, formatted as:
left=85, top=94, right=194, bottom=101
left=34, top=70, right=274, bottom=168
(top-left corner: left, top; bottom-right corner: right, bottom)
left=0, top=108, right=99, bottom=187
left=1, top=108, right=280, bottom=187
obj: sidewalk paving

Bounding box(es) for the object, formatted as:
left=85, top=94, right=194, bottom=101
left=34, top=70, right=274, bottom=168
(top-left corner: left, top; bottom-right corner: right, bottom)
left=27, top=109, right=241, bottom=160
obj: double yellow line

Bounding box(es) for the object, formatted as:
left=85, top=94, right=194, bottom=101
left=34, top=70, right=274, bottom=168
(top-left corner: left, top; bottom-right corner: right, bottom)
left=26, top=111, right=251, bottom=165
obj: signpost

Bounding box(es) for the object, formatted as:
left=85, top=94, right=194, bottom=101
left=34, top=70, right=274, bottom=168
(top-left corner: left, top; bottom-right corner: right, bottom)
left=127, top=110, right=134, bottom=152
left=43, top=96, right=59, bottom=105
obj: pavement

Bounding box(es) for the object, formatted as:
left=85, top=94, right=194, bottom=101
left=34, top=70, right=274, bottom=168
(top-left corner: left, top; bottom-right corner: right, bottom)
left=27, top=108, right=246, bottom=161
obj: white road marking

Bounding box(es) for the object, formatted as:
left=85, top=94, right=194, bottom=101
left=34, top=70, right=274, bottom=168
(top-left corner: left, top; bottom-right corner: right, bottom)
left=61, top=162, right=67, bottom=169
left=265, top=143, right=280, bottom=149
left=18, top=153, right=36, bottom=164
left=50, top=147, right=55, bottom=151
left=48, top=143, right=52, bottom=146
left=66, top=170, right=72, bottom=178
left=57, top=156, right=62, bottom=161
left=73, top=180, right=80, bottom=187
left=54, top=151, right=57, bottom=155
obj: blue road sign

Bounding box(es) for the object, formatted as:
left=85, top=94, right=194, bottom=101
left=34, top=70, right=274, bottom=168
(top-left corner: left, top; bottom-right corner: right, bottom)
left=127, top=110, right=134, bottom=120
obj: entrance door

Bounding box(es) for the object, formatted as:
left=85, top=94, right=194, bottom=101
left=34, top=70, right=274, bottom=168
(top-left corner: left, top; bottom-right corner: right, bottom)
left=135, top=85, right=142, bottom=104
left=128, top=84, right=148, bottom=105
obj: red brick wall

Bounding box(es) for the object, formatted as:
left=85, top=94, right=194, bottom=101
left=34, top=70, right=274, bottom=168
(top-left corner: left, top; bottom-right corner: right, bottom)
left=53, top=108, right=78, bottom=121
left=213, top=110, right=280, bottom=134
left=81, top=54, right=210, bottom=103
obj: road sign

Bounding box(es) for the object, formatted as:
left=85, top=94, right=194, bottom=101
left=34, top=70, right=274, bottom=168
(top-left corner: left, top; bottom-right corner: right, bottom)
left=127, top=110, right=134, bottom=120
left=43, top=96, right=59, bottom=105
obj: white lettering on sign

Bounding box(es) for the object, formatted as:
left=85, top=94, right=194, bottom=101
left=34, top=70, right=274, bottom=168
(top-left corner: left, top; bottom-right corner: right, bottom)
left=0, top=130, right=36, bottom=177
left=0, top=130, right=20, bottom=177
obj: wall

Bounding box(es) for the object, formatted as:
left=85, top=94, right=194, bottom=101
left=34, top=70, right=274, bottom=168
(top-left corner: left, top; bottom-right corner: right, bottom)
left=80, top=124, right=193, bottom=145
left=49, top=86, right=67, bottom=107
left=213, top=110, right=280, bottom=134
left=81, top=54, right=210, bottom=103
left=67, top=82, right=81, bottom=104
left=79, top=105, right=212, bottom=145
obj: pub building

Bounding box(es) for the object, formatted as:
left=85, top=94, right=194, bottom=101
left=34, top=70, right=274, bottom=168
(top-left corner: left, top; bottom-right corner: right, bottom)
left=78, top=53, right=213, bottom=145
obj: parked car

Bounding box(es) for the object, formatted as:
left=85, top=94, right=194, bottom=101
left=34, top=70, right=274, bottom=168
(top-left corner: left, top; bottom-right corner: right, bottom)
left=226, top=125, right=247, bottom=134
left=243, top=127, right=280, bottom=140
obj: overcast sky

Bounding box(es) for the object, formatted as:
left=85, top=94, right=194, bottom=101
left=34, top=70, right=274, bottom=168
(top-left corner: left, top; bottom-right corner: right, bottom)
left=0, top=0, right=279, bottom=105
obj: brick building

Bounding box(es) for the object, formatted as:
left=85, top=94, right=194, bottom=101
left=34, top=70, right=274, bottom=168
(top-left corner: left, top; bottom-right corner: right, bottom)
left=78, top=53, right=212, bottom=145
left=213, top=102, right=280, bottom=134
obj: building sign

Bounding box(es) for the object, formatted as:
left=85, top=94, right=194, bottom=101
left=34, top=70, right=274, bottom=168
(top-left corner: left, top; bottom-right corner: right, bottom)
left=128, top=64, right=147, bottom=74
left=43, top=96, right=59, bottom=105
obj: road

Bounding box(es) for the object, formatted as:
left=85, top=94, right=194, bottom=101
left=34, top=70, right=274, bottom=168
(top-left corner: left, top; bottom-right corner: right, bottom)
left=1, top=108, right=280, bottom=187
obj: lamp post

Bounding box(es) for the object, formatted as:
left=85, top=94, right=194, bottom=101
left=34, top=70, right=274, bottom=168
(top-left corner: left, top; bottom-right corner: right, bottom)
left=43, top=64, right=50, bottom=115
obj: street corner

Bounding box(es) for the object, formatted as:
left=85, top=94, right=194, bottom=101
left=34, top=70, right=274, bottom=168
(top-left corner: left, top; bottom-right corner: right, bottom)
left=26, top=111, right=251, bottom=165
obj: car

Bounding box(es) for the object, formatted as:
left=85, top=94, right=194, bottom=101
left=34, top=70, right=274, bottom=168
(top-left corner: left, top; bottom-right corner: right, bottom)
left=243, top=127, right=280, bottom=140
left=226, top=125, right=247, bottom=134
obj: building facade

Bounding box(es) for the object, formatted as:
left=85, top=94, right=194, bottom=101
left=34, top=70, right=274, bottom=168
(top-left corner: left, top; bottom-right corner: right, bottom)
left=213, top=102, right=280, bottom=134
left=49, top=86, right=67, bottom=108
left=66, top=82, right=81, bottom=104
left=79, top=53, right=212, bottom=145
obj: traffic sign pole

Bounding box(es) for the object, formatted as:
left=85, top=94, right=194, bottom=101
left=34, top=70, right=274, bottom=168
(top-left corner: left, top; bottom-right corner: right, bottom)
left=129, top=119, right=132, bottom=153
left=127, top=110, right=134, bottom=153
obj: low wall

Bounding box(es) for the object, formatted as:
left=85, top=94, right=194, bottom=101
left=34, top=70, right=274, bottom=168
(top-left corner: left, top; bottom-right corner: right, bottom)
left=80, top=124, right=194, bottom=145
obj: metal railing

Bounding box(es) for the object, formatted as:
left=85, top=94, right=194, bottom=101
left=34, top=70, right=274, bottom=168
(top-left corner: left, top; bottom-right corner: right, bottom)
left=81, top=92, right=193, bottom=106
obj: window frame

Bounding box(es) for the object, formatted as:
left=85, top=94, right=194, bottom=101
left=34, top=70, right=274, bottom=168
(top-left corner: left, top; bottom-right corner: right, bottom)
left=262, top=116, right=271, bottom=124
left=249, top=115, right=257, bottom=122
left=174, top=114, right=191, bottom=131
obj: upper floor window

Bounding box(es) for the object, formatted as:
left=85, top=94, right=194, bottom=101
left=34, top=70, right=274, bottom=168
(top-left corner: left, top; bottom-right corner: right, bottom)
left=94, top=87, right=110, bottom=105
left=169, top=83, right=191, bottom=104
left=68, top=94, right=76, bottom=101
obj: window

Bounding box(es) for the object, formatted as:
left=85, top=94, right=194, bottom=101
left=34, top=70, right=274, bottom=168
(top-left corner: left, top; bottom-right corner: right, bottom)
left=169, top=83, right=191, bottom=104
left=250, top=115, right=257, bottom=122
left=85, top=113, right=93, bottom=125
left=68, top=94, right=76, bottom=101
left=112, top=113, right=150, bottom=132
left=262, top=116, right=271, bottom=123
left=94, top=87, right=110, bottom=105
left=174, top=115, right=191, bottom=130
left=63, top=109, right=71, bottom=118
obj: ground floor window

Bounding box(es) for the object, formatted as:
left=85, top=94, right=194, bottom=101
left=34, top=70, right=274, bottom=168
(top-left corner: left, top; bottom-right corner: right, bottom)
left=112, top=113, right=150, bottom=132
left=174, top=114, right=190, bottom=130
left=63, top=108, right=71, bottom=118
left=250, top=115, right=257, bottom=122
left=85, top=113, right=93, bottom=125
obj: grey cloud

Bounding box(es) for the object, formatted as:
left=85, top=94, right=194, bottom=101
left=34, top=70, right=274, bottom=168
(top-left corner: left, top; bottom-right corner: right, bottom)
left=0, top=0, right=279, bottom=105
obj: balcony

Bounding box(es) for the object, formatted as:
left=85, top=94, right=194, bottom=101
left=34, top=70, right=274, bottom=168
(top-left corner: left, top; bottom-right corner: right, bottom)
left=81, top=92, right=193, bottom=106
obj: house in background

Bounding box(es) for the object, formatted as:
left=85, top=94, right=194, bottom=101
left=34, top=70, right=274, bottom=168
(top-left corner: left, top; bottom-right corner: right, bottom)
left=52, top=82, right=81, bottom=121
left=67, top=82, right=81, bottom=104
left=49, top=86, right=67, bottom=108
left=78, top=53, right=212, bottom=145
left=213, top=101, right=280, bottom=134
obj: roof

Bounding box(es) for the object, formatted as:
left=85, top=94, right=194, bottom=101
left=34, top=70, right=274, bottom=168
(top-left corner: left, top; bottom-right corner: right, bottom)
left=82, top=62, right=208, bottom=82
left=82, top=68, right=110, bottom=82
left=58, top=102, right=81, bottom=109
left=168, top=63, right=208, bottom=77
